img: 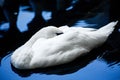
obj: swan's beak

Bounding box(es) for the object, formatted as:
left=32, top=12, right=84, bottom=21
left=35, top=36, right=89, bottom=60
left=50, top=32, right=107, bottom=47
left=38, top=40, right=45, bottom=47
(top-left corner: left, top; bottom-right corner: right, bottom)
left=56, top=32, right=63, bottom=35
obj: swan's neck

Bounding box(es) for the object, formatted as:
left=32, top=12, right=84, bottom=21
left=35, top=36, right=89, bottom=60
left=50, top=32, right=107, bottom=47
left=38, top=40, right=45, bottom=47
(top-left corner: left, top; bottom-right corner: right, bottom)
left=25, top=38, right=36, bottom=47
left=24, top=28, right=56, bottom=47
left=24, top=31, right=43, bottom=47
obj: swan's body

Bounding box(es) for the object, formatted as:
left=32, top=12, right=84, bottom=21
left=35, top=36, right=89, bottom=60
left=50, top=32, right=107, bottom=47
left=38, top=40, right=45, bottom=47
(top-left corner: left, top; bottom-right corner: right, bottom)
left=11, top=21, right=117, bottom=69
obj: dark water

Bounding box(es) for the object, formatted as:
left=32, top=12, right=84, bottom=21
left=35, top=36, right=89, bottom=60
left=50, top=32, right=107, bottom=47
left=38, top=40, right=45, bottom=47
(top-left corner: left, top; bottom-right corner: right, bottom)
left=0, top=2, right=120, bottom=80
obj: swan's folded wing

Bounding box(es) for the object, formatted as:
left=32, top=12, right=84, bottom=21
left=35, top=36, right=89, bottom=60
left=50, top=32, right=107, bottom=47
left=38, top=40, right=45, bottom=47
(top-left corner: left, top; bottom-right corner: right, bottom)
left=30, top=42, right=89, bottom=68
left=32, top=38, right=47, bottom=52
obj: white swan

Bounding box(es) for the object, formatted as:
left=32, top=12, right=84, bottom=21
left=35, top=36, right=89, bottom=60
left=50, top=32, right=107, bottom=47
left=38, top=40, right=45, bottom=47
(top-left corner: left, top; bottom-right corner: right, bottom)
left=11, top=21, right=118, bottom=69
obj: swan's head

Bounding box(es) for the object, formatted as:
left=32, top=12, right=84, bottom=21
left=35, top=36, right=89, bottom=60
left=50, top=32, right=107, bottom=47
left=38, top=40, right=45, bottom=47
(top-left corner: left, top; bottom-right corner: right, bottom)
left=39, top=26, right=63, bottom=38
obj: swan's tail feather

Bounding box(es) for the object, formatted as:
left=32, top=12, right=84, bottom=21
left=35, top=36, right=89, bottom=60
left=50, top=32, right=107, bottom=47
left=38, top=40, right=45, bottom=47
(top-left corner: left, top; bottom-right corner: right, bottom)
left=97, top=21, right=118, bottom=36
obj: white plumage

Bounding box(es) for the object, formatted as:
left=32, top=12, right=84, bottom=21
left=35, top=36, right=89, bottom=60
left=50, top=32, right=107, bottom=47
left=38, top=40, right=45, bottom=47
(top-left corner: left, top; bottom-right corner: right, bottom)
left=11, top=21, right=118, bottom=69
